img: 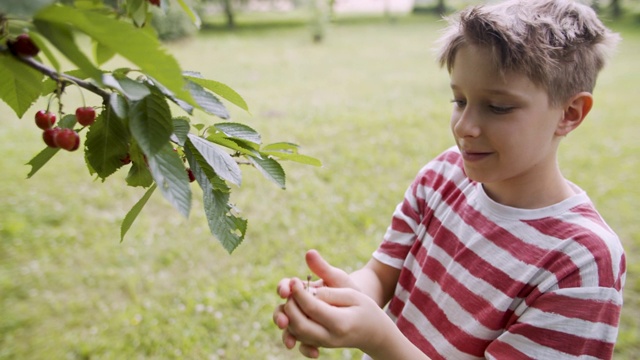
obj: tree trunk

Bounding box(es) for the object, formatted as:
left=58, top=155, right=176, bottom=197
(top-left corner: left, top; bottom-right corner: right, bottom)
left=610, top=0, right=621, bottom=19
left=222, top=0, right=235, bottom=29
left=436, top=0, right=446, bottom=15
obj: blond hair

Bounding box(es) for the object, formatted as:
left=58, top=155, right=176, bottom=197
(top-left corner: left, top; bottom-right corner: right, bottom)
left=437, top=0, right=620, bottom=105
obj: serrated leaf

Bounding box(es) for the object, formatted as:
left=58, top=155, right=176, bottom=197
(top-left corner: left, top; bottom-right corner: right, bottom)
left=261, top=150, right=322, bottom=167
left=34, top=4, right=193, bottom=105
left=32, top=19, right=103, bottom=82
left=172, top=117, right=190, bottom=146
left=187, top=134, right=241, bottom=186
left=0, top=54, right=44, bottom=118
left=214, top=122, right=261, bottom=145
left=184, top=145, right=246, bottom=253
left=129, top=87, right=173, bottom=156
left=186, top=79, right=229, bottom=119
left=149, top=75, right=194, bottom=115
left=248, top=155, right=286, bottom=189
left=126, top=142, right=153, bottom=187
left=147, top=143, right=191, bottom=218
left=26, top=146, right=60, bottom=179
left=126, top=161, right=154, bottom=187
left=121, top=184, right=156, bottom=242
left=84, top=108, right=131, bottom=180
left=184, top=73, right=249, bottom=112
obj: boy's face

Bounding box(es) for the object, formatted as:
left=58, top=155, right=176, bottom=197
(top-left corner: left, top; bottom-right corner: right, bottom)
left=449, top=44, right=565, bottom=193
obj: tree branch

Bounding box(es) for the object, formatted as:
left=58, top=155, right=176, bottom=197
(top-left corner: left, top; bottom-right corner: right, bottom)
left=15, top=53, right=111, bottom=103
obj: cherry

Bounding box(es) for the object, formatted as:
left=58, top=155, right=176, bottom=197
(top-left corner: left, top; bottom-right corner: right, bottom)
left=54, top=128, right=80, bottom=151
left=75, top=107, right=96, bottom=126
left=186, top=168, right=196, bottom=182
left=7, top=34, right=40, bottom=57
left=35, top=110, right=56, bottom=130
left=42, top=127, right=60, bottom=148
left=120, top=154, right=131, bottom=165
left=148, top=0, right=160, bottom=6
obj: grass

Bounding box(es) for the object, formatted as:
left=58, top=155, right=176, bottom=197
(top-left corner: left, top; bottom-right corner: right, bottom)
left=1, top=13, right=639, bottom=359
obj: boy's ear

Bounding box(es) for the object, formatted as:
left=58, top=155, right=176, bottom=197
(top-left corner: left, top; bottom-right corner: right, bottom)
left=556, top=92, right=593, bottom=136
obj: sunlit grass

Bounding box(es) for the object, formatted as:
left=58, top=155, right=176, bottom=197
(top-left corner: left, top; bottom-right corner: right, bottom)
left=1, top=13, right=639, bottom=359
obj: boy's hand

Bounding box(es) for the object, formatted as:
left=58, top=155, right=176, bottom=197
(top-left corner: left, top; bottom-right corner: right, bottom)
left=273, top=250, right=360, bottom=357
left=284, top=277, right=395, bottom=357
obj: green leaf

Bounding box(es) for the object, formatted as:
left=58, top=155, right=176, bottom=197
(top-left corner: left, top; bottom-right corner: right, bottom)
left=187, top=134, right=242, bottom=186
left=248, top=155, right=286, bottom=189
left=102, top=74, right=150, bottom=101
left=109, top=93, right=128, bottom=119
left=176, top=0, right=201, bottom=28
left=126, top=161, right=154, bottom=187
left=32, top=18, right=103, bottom=82
left=208, top=136, right=260, bottom=157
left=34, top=3, right=193, bottom=105
left=172, top=117, right=190, bottom=146
left=184, top=72, right=249, bottom=112
left=121, top=184, right=156, bottom=242
left=28, top=31, right=60, bottom=71
left=129, top=87, right=173, bottom=156
left=26, top=146, right=60, bottom=179
left=214, top=122, right=261, bottom=145
left=84, top=107, right=131, bottom=180
left=127, top=0, right=147, bottom=28
left=149, top=75, right=194, bottom=115
left=186, top=79, right=229, bottom=119
left=262, top=142, right=300, bottom=152
left=94, top=40, right=116, bottom=65
left=184, top=145, right=246, bottom=253
left=261, top=150, right=322, bottom=167
left=147, top=143, right=191, bottom=218
left=0, top=54, right=45, bottom=118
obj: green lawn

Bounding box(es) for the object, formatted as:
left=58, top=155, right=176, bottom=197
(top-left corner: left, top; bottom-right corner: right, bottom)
left=1, top=13, right=639, bottom=359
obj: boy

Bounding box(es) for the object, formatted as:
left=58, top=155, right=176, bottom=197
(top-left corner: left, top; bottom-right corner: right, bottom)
left=273, top=0, right=626, bottom=358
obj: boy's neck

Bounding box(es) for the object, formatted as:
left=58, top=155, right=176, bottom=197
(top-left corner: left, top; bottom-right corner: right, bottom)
left=481, top=165, right=576, bottom=210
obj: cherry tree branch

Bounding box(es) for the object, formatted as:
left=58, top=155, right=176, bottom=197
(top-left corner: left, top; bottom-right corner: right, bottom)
left=15, top=53, right=111, bottom=103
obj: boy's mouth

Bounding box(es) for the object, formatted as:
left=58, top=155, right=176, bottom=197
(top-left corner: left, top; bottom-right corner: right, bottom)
left=461, top=149, right=492, bottom=162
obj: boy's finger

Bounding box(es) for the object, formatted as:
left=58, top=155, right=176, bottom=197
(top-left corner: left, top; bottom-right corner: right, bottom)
left=290, top=278, right=345, bottom=326
left=273, top=304, right=289, bottom=329
left=305, top=250, right=352, bottom=288
left=282, top=328, right=297, bottom=350
left=276, top=277, right=292, bottom=298
left=299, top=343, right=320, bottom=358
left=311, top=286, right=361, bottom=308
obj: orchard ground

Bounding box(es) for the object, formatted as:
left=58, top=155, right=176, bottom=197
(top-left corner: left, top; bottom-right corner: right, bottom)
left=1, top=13, right=639, bottom=359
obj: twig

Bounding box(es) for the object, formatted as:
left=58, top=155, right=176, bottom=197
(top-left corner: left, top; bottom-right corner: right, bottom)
left=15, top=53, right=110, bottom=103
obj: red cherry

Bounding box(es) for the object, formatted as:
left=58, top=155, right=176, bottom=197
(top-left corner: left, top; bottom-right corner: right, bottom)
left=42, top=127, right=60, bottom=148
left=148, top=0, right=160, bottom=6
left=75, top=107, right=96, bottom=126
left=54, top=128, right=80, bottom=151
left=35, top=110, right=56, bottom=130
left=186, top=168, right=196, bottom=182
left=120, top=154, right=131, bottom=165
left=8, top=34, right=40, bottom=57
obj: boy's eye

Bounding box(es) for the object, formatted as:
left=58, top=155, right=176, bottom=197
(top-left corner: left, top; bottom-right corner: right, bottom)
left=489, top=105, right=514, bottom=114
left=450, top=99, right=466, bottom=108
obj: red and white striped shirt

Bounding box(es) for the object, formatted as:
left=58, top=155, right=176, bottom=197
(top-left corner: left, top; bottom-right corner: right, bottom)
left=371, top=147, right=626, bottom=359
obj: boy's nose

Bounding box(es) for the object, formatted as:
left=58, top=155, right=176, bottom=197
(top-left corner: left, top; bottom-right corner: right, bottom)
left=452, top=108, right=481, bottom=139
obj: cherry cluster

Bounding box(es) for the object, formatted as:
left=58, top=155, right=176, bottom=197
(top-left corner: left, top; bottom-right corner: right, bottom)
left=36, top=107, right=96, bottom=151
